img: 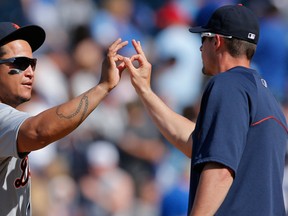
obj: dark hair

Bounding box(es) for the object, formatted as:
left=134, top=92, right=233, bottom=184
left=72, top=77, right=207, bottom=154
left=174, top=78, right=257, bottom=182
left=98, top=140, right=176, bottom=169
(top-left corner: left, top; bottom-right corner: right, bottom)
left=224, top=38, right=257, bottom=60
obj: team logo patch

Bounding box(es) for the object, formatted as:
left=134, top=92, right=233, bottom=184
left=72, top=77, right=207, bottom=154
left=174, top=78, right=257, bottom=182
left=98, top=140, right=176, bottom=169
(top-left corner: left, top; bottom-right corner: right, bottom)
left=261, top=78, right=268, bottom=88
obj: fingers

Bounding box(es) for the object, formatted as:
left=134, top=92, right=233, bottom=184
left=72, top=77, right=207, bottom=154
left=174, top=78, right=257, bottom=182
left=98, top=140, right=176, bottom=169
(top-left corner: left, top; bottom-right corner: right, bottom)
left=103, top=38, right=148, bottom=74
left=99, top=38, right=128, bottom=91
left=106, top=38, right=128, bottom=63
left=130, top=54, right=142, bottom=63
left=131, top=39, right=147, bottom=60
left=124, top=54, right=144, bottom=70
left=106, top=38, right=144, bottom=66
left=108, top=38, right=128, bottom=55
left=124, top=39, right=149, bottom=73
left=123, top=57, right=134, bottom=71
left=117, top=61, right=126, bottom=73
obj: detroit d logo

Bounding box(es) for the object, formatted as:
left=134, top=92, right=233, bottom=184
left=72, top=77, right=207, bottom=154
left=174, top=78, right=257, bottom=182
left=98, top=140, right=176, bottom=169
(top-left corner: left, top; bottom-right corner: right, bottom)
left=14, top=156, right=30, bottom=188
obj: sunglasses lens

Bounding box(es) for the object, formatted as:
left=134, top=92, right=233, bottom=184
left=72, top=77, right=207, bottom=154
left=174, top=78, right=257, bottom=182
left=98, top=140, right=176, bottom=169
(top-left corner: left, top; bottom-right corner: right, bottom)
left=14, top=58, right=36, bottom=71
left=30, top=59, right=36, bottom=70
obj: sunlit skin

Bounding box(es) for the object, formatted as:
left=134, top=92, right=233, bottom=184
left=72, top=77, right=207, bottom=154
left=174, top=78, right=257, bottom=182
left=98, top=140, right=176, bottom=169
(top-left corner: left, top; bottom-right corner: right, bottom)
left=0, top=39, right=34, bottom=108
left=200, top=37, right=220, bottom=76
left=16, top=38, right=128, bottom=153
left=200, top=35, right=250, bottom=77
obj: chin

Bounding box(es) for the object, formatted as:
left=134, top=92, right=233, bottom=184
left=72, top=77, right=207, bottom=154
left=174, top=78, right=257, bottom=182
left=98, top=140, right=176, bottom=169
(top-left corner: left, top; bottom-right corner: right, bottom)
left=202, top=67, right=215, bottom=76
left=202, top=67, right=210, bottom=76
left=18, top=96, right=31, bottom=104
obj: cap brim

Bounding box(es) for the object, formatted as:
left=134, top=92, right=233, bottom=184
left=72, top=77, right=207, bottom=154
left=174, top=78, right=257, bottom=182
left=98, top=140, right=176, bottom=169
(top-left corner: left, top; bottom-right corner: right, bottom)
left=0, top=25, right=45, bottom=52
left=189, top=26, right=210, bottom=33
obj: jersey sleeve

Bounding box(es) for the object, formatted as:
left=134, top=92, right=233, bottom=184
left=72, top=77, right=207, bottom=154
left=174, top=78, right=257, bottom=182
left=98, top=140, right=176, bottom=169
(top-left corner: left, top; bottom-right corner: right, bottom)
left=0, top=104, right=30, bottom=158
left=192, top=73, right=253, bottom=174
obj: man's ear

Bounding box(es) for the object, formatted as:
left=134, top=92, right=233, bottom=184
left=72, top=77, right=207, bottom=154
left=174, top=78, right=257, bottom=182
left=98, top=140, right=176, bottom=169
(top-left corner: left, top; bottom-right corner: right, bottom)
left=214, top=35, right=223, bottom=51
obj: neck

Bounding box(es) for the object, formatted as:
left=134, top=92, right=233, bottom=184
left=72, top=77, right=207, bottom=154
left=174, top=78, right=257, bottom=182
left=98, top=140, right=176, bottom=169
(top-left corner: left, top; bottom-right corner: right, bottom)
left=217, top=53, right=250, bottom=74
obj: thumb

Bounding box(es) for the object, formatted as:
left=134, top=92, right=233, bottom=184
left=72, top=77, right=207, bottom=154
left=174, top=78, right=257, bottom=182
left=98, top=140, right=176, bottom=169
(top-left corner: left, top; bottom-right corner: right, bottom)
left=117, top=62, right=126, bottom=73
left=124, top=57, right=134, bottom=71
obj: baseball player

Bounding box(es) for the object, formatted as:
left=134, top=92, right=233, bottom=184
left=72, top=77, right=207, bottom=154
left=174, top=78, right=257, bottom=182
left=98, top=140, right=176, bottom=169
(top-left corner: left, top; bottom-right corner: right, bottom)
left=0, top=22, right=128, bottom=215
left=124, top=4, right=288, bottom=215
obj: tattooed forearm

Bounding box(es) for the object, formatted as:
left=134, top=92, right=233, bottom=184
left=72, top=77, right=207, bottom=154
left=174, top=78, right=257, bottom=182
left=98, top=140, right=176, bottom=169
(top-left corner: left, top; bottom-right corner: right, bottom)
left=56, top=93, right=89, bottom=125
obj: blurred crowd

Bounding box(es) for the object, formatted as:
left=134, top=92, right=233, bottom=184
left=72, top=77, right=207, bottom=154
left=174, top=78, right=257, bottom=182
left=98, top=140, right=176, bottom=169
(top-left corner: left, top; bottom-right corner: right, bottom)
left=1, top=0, right=288, bottom=215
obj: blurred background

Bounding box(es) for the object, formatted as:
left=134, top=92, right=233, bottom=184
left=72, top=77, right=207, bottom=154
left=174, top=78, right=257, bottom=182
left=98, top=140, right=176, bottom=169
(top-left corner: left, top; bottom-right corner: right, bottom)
left=1, top=0, right=288, bottom=215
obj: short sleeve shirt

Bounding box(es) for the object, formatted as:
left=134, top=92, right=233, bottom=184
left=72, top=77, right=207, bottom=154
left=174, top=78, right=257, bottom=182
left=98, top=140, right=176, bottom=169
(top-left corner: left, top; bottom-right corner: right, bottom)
left=189, top=67, right=287, bottom=215
left=0, top=103, right=31, bottom=215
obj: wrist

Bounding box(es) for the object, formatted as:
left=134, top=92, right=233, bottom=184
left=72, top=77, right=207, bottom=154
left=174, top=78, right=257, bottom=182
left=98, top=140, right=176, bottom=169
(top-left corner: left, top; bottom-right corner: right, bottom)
left=96, top=83, right=111, bottom=96
left=98, top=81, right=116, bottom=92
left=138, top=87, right=155, bottom=101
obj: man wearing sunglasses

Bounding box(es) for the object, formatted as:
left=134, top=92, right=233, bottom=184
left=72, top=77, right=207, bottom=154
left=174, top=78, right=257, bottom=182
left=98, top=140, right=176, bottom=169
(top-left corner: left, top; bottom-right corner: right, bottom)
left=124, top=4, right=287, bottom=216
left=0, top=22, right=128, bottom=215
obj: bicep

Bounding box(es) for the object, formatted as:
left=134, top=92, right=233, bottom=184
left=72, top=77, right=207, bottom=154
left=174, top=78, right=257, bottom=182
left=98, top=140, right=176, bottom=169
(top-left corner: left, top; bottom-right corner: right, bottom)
left=17, top=117, right=42, bottom=153
left=17, top=112, right=65, bottom=153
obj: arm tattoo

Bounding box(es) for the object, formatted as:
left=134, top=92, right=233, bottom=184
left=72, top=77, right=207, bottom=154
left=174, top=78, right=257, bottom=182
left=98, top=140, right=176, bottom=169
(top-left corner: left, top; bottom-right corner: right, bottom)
left=56, top=92, right=89, bottom=126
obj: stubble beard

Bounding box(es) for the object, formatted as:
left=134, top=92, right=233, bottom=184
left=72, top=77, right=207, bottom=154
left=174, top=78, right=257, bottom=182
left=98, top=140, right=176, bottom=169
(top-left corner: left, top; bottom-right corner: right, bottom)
left=13, top=96, right=31, bottom=108
left=202, top=66, right=207, bottom=75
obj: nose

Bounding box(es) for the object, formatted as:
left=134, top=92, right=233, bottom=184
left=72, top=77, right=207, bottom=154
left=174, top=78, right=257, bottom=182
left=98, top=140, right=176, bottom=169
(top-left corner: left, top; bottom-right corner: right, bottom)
left=200, top=45, right=203, bottom=52
left=24, top=66, right=34, bottom=79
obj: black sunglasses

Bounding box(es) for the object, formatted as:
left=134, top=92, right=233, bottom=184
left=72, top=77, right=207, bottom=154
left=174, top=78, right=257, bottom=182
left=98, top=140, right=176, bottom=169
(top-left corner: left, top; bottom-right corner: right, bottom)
left=0, top=57, right=37, bottom=71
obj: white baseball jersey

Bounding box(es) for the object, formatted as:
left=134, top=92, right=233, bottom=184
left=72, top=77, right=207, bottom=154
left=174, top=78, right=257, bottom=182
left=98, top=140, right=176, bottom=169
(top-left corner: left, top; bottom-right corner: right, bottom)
left=0, top=103, right=31, bottom=216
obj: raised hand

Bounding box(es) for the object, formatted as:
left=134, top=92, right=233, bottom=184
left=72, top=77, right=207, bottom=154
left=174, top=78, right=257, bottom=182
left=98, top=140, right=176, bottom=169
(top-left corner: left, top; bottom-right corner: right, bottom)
left=124, top=39, right=195, bottom=157
left=124, top=39, right=152, bottom=95
left=99, top=38, right=128, bottom=92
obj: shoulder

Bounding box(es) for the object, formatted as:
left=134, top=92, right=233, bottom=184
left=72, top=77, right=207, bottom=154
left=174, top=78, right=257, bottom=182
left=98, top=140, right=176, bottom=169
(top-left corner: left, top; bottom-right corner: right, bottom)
left=201, top=67, right=259, bottom=107
left=0, top=103, right=30, bottom=124
left=213, top=67, right=256, bottom=83
left=206, top=67, right=257, bottom=93
left=0, top=103, right=25, bottom=115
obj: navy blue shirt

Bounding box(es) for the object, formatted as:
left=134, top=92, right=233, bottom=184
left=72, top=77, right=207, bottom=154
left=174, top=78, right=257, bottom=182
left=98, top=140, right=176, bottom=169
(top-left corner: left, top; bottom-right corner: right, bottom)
left=189, top=67, right=287, bottom=215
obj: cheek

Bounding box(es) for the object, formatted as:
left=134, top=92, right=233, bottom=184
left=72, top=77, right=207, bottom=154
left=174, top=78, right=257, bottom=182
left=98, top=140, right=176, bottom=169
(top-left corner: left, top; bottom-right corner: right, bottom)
left=201, top=50, right=210, bottom=66
left=0, top=80, right=12, bottom=100
left=0, top=75, right=21, bottom=93
left=0, top=76, right=10, bottom=89
left=201, top=52, right=214, bottom=74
